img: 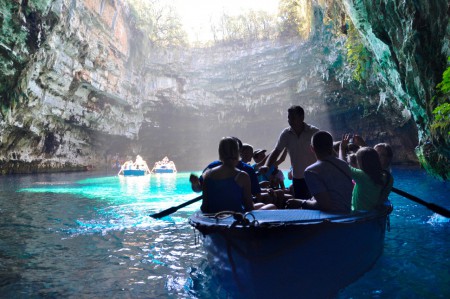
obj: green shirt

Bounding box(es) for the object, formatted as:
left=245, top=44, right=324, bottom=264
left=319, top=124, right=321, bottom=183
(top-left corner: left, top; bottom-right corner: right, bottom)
left=350, top=167, right=392, bottom=211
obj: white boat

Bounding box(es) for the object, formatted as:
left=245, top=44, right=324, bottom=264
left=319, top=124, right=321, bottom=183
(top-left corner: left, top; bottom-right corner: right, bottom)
left=118, top=155, right=151, bottom=176
left=151, top=156, right=177, bottom=174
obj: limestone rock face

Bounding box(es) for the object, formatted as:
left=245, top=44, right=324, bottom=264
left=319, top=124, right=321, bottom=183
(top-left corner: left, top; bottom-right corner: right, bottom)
left=341, top=0, right=449, bottom=178
left=0, top=0, right=434, bottom=174
left=1, top=0, right=139, bottom=172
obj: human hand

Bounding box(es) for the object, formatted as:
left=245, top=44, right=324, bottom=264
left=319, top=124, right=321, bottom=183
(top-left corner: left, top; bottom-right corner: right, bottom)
left=259, top=181, right=271, bottom=188
left=285, top=199, right=304, bottom=209
left=189, top=173, right=199, bottom=184
left=190, top=174, right=202, bottom=192
left=353, top=134, right=366, bottom=147
left=341, top=133, right=351, bottom=149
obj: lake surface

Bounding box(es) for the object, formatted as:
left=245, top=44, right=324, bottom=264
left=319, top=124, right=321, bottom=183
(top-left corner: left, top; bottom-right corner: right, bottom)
left=0, top=167, right=448, bottom=298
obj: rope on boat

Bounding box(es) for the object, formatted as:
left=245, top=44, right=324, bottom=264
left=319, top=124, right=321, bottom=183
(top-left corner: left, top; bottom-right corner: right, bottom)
left=212, top=211, right=260, bottom=228
left=193, top=227, right=200, bottom=246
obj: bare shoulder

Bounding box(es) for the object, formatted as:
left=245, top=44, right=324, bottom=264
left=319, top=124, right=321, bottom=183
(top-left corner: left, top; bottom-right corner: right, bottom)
left=203, top=168, right=214, bottom=179
left=235, top=170, right=250, bottom=183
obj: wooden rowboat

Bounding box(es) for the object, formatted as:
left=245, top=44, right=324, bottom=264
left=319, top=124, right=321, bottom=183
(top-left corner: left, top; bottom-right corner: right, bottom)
left=189, top=203, right=392, bottom=299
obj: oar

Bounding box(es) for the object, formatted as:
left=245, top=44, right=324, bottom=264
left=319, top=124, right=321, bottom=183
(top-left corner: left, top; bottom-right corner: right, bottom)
left=392, top=187, right=450, bottom=218
left=150, top=195, right=202, bottom=219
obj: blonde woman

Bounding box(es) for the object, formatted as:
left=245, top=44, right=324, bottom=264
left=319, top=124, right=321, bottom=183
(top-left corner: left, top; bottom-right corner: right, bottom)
left=201, top=137, right=276, bottom=213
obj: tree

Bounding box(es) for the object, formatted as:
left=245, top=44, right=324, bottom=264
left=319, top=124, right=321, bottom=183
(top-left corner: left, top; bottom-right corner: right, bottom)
left=127, top=0, right=187, bottom=47
left=277, top=0, right=312, bottom=39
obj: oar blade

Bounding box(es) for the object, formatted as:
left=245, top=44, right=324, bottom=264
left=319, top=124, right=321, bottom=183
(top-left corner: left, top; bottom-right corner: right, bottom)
left=149, top=195, right=203, bottom=219
left=150, top=207, right=178, bottom=219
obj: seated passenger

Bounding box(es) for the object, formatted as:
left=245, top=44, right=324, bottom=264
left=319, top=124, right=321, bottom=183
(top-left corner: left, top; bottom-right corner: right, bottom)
left=269, top=166, right=285, bottom=189
left=347, top=153, right=358, bottom=168
left=201, top=137, right=276, bottom=213
left=374, top=143, right=393, bottom=172
left=240, top=143, right=254, bottom=164
left=286, top=131, right=353, bottom=213
left=341, top=135, right=393, bottom=210
left=374, top=142, right=394, bottom=200
left=254, top=148, right=287, bottom=183
left=190, top=137, right=264, bottom=202
left=338, top=134, right=365, bottom=160
left=134, top=155, right=151, bottom=174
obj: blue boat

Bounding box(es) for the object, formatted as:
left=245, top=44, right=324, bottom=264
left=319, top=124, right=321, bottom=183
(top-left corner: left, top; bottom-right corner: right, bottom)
left=122, top=169, right=147, bottom=176
left=189, top=203, right=392, bottom=299
left=152, top=165, right=176, bottom=173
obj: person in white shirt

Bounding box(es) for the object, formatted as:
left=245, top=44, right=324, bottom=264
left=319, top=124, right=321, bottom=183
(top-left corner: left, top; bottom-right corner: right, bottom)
left=264, top=105, right=319, bottom=199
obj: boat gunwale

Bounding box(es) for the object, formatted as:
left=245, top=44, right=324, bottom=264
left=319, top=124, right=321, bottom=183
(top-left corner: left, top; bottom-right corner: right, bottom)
left=189, top=203, right=392, bottom=235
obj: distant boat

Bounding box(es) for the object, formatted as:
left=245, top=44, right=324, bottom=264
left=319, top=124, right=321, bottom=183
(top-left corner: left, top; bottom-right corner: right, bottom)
left=122, top=169, right=147, bottom=176
left=118, top=155, right=151, bottom=176
left=151, top=156, right=177, bottom=174
left=189, top=203, right=393, bottom=299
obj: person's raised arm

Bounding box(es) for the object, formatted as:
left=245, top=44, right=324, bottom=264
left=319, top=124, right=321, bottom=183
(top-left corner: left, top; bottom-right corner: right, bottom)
left=353, top=134, right=366, bottom=147
left=339, top=134, right=351, bottom=161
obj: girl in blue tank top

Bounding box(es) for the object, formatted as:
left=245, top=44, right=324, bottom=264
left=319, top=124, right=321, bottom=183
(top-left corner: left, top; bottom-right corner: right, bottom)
left=201, top=137, right=276, bottom=213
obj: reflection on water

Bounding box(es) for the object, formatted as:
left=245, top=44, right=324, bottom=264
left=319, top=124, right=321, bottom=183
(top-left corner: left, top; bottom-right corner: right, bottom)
left=118, top=175, right=151, bottom=198
left=0, top=168, right=449, bottom=298
left=151, top=173, right=177, bottom=193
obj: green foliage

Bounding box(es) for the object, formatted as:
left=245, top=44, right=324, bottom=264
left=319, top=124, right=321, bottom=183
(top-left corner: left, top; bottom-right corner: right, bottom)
left=431, top=103, right=450, bottom=135
left=430, top=57, right=450, bottom=136
left=436, top=57, right=450, bottom=94
left=345, top=23, right=373, bottom=84
left=126, top=0, right=187, bottom=47
left=0, top=0, right=28, bottom=50
left=0, top=0, right=52, bottom=114
left=0, top=0, right=50, bottom=47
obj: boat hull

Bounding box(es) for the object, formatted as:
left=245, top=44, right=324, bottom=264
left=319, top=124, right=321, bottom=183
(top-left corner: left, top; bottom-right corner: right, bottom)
left=122, top=169, right=147, bottom=176
left=152, top=168, right=176, bottom=174
left=190, top=206, right=392, bottom=299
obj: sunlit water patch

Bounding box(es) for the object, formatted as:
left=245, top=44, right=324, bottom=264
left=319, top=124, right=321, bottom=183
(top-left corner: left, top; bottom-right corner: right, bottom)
left=18, top=172, right=200, bottom=236
left=0, top=168, right=449, bottom=298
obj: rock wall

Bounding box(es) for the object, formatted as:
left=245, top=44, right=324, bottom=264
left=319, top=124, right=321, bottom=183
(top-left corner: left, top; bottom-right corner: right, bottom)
left=341, top=0, right=450, bottom=178
left=0, top=0, right=423, bottom=174
left=1, top=0, right=139, bottom=173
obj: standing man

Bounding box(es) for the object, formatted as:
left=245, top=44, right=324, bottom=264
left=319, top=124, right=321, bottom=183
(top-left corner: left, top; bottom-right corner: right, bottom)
left=265, top=105, right=319, bottom=199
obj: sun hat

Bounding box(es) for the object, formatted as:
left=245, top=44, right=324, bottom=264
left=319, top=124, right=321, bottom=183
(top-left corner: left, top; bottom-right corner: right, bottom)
left=253, top=149, right=267, bottom=157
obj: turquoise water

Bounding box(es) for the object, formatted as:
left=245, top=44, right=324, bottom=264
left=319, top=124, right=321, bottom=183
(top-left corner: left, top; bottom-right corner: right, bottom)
left=0, top=167, right=448, bottom=298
